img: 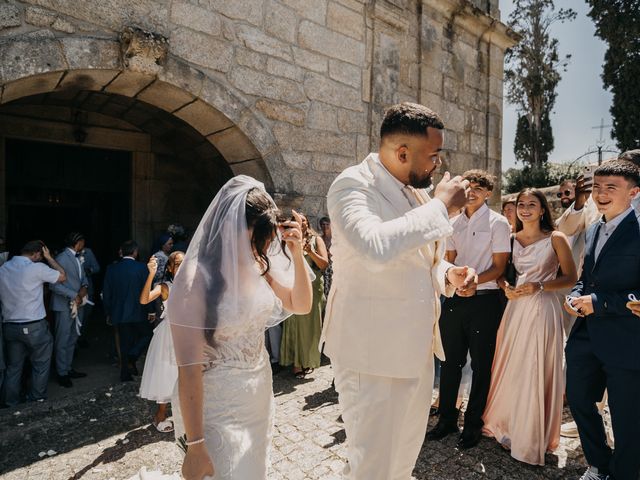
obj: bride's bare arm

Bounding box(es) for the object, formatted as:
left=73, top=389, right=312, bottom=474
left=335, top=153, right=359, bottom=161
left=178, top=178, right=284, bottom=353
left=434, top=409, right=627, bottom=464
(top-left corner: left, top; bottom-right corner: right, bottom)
left=179, top=365, right=214, bottom=480
left=267, top=209, right=313, bottom=314
left=267, top=247, right=313, bottom=314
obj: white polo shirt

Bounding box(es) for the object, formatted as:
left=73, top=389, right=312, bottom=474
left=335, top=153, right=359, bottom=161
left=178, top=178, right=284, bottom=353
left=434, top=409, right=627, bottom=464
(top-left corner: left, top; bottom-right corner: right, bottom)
left=0, top=256, right=61, bottom=322
left=446, top=203, right=511, bottom=290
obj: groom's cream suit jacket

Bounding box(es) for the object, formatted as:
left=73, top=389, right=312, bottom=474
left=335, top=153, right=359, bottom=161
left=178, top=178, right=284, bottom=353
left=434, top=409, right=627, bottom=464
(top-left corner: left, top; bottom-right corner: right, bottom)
left=321, top=153, right=455, bottom=379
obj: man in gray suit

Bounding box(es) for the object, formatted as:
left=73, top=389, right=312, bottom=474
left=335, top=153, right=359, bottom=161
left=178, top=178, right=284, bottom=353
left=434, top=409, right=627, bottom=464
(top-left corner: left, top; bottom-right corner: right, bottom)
left=50, top=232, right=89, bottom=387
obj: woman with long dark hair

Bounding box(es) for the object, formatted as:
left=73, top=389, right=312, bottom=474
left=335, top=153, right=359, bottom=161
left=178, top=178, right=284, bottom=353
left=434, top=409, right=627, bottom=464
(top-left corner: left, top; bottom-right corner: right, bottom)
left=482, top=188, right=577, bottom=465
left=167, top=176, right=313, bottom=480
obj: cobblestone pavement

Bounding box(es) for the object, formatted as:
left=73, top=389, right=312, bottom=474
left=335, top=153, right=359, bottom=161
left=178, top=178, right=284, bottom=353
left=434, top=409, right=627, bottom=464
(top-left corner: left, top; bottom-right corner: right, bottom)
left=1, top=363, right=588, bottom=480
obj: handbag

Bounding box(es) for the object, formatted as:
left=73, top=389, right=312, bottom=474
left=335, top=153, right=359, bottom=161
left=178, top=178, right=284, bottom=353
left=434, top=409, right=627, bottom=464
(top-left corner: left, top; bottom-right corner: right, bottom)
left=504, top=235, right=518, bottom=286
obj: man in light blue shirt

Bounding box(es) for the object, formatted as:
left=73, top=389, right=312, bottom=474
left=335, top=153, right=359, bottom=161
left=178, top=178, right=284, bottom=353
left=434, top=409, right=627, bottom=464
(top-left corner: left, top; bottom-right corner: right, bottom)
left=0, top=241, right=66, bottom=406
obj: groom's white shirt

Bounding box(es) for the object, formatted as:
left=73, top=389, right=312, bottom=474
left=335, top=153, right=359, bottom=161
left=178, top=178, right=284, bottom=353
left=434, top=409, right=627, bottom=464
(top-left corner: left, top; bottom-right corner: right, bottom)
left=321, top=153, right=455, bottom=379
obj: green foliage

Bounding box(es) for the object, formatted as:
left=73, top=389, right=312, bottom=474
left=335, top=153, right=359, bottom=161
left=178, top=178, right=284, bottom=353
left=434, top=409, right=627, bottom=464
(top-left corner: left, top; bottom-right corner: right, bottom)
left=505, top=0, right=576, bottom=166
left=586, top=0, right=640, bottom=151
left=502, top=162, right=585, bottom=194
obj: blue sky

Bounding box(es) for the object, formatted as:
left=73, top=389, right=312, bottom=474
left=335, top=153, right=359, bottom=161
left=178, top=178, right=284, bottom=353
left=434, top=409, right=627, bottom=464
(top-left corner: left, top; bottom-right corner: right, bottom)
left=499, top=0, right=615, bottom=171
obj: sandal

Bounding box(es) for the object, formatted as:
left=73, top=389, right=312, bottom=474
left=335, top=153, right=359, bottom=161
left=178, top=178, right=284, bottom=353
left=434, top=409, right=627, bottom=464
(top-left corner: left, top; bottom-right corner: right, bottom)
left=303, top=368, right=314, bottom=375
left=154, top=419, right=174, bottom=433
left=294, top=370, right=306, bottom=379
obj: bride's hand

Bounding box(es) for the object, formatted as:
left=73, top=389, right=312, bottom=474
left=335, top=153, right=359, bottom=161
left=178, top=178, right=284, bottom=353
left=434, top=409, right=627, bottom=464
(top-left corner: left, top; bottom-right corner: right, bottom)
left=182, top=443, right=214, bottom=480
left=279, top=209, right=304, bottom=254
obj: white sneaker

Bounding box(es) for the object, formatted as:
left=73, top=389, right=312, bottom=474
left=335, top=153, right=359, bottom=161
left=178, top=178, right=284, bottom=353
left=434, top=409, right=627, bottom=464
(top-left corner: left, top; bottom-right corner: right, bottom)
left=561, top=421, right=579, bottom=438
left=579, top=466, right=609, bottom=480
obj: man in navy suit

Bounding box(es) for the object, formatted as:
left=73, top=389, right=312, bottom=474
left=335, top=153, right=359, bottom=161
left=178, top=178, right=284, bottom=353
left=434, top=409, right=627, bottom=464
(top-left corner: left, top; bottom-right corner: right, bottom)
left=565, top=160, right=640, bottom=480
left=103, top=240, right=151, bottom=381
left=50, top=232, right=89, bottom=387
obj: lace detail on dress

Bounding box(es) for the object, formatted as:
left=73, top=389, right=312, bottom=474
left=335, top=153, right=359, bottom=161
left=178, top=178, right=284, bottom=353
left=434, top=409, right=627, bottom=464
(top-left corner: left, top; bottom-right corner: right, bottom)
left=203, top=280, right=283, bottom=369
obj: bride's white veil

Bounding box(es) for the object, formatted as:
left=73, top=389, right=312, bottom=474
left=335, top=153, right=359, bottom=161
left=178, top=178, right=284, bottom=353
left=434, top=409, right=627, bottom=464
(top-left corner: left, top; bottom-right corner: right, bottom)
left=167, top=175, right=296, bottom=366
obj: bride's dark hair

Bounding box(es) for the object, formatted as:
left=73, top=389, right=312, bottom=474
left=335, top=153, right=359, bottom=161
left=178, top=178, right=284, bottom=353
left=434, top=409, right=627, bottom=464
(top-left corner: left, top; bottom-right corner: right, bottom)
left=245, top=188, right=281, bottom=275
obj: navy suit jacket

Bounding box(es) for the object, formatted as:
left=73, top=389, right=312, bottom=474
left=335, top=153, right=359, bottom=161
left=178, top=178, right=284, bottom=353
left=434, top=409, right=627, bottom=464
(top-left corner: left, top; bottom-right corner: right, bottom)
left=102, top=258, right=148, bottom=325
left=569, top=210, right=640, bottom=370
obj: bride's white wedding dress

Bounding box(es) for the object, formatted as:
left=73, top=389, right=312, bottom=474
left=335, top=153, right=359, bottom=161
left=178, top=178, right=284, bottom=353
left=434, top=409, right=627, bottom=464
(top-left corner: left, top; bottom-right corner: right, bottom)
left=172, top=282, right=280, bottom=480
left=133, top=176, right=304, bottom=480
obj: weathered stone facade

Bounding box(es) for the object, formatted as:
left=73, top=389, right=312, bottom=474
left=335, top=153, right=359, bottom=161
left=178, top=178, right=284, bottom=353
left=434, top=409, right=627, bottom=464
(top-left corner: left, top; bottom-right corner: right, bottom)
left=0, top=0, right=516, bottom=254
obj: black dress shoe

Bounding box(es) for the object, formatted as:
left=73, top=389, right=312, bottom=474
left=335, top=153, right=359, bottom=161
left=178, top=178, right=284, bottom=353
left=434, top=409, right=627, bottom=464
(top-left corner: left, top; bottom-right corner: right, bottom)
left=457, top=428, right=482, bottom=449
left=426, top=420, right=459, bottom=441
left=68, top=369, right=87, bottom=379
left=58, top=375, right=73, bottom=388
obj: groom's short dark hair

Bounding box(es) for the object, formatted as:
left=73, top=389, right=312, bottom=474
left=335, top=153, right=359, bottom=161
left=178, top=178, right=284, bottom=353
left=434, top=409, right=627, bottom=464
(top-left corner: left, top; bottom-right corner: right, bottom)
left=380, top=102, right=444, bottom=140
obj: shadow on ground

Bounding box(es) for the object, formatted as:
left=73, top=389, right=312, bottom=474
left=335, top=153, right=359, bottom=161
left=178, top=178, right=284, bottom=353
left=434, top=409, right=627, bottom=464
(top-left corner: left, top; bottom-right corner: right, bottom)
left=68, top=425, right=164, bottom=480
left=0, top=380, right=158, bottom=475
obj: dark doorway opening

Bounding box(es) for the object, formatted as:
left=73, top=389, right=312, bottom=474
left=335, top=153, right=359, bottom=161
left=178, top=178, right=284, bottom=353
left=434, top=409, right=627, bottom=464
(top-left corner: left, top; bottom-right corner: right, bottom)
left=5, top=139, right=133, bottom=399
left=5, top=139, right=131, bottom=265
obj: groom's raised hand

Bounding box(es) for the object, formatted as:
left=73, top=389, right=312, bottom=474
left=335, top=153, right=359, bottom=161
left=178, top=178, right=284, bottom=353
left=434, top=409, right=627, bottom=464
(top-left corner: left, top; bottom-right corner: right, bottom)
left=434, top=171, right=470, bottom=216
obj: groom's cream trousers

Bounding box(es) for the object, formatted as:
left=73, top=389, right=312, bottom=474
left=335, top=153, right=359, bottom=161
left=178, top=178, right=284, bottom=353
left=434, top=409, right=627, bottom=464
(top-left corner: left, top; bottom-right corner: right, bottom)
left=333, top=357, right=434, bottom=480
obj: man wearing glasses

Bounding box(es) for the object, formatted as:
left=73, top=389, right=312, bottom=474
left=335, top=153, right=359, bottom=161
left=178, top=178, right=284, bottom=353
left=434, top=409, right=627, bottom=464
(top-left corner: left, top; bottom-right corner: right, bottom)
left=557, top=180, right=576, bottom=209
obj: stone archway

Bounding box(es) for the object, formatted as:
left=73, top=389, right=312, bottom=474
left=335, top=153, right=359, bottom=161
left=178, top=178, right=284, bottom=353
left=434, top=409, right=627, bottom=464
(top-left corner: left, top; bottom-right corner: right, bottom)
left=0, top=30, right=288, bottom=192
left=0, top=29, right=293, bottom=252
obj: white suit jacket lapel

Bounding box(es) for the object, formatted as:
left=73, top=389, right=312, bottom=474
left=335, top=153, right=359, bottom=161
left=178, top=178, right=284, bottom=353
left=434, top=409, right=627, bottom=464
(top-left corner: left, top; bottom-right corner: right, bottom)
left=366, top=155, right=411, bottom=216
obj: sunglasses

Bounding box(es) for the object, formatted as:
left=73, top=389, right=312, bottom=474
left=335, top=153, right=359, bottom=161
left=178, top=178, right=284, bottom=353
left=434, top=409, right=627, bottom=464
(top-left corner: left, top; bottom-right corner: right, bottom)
left=556, top=190, right=573, bottom=198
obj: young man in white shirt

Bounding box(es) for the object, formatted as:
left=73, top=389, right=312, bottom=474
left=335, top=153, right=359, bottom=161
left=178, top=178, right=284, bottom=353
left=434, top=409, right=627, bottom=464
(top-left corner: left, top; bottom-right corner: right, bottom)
left=0, top=241, right=66, bottom=406
left=427, top=169, right=511, bottom=449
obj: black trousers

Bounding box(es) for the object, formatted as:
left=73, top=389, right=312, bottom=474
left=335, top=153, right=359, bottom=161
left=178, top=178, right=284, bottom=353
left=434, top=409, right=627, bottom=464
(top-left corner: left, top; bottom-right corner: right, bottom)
left=566, top=322, right=640, bottom=480
left=117, top=322, right=152, bottom=377
left=438, top=292, right=503, bottom=430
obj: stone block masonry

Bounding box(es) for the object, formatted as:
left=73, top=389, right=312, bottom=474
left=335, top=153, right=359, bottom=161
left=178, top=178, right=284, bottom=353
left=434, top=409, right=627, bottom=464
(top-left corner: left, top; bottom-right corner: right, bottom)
left=0, top=0, right=517, bottom=224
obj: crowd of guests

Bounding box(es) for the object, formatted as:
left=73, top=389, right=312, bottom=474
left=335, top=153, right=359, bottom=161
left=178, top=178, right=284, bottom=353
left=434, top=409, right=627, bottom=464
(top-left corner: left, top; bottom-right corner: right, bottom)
left=0, top=216, right=332, bottom=411
left=0, top=225, right=190, bottom=410
left=426, top=150, right=640, bottom=480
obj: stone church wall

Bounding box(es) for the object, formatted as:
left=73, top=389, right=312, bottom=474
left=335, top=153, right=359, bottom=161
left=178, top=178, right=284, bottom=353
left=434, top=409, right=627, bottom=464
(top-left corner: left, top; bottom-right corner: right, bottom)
left=0, top=0, right=517, bottom=220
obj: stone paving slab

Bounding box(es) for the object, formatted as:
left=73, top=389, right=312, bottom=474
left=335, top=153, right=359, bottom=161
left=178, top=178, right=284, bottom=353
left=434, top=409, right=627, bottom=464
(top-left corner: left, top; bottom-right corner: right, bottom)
left=0, top=364, right=588, bottom=479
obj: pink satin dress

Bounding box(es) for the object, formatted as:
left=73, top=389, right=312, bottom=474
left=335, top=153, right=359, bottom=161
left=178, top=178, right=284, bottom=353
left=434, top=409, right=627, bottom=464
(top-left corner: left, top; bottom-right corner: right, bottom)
left=482, top=236, right=565, bottom=466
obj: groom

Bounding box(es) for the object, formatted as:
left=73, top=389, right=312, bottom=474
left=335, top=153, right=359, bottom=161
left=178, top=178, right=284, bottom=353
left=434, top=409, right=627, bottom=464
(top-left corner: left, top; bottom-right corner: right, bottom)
left=321, top=102, right=477, bottom=479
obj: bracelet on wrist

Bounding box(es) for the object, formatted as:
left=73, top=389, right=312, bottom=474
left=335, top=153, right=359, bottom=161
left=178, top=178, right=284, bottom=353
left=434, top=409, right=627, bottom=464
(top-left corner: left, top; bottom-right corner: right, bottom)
left=538, top=281, right=545, bottom=292
left=185, top=437, right=205, bottom=446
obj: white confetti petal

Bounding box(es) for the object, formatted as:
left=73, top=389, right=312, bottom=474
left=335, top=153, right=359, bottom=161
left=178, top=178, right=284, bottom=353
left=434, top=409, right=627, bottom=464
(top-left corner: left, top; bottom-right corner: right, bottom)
left=38, top=452, right=46, bottom=458
left=13, top=411, right=20, bottom=416
left=105, top=393, right=112, bottom=397
left=90, top=418, right=97, bottom=422
left=17, top=423, right=24, bottom=426
left=47, top=450, right=56, bottom=456
left=122, top=439, right=130, bottom=444
left=89, top=398, right=96, bottom=402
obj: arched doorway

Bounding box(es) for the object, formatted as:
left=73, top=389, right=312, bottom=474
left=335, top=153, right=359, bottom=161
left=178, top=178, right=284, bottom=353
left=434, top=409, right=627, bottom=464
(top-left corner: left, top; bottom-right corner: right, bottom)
left=0, top=31, right=286, bottom=395
left=0, top=28, right=291, bottom=254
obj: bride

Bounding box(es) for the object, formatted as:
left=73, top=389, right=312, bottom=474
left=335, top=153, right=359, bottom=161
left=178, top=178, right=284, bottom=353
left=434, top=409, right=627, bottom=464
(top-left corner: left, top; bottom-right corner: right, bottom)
left=167, top=175, right=313, bottom=480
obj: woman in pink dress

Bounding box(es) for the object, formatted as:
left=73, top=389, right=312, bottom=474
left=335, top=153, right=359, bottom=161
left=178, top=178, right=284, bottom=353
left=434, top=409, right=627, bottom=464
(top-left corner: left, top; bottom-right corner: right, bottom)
left=482, top=188, right=577, bottom=465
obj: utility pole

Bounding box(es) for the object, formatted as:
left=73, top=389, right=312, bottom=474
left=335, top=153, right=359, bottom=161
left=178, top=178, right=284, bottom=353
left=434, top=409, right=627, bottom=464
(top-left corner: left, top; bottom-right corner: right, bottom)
left=591, top=118, right=613, bottom=165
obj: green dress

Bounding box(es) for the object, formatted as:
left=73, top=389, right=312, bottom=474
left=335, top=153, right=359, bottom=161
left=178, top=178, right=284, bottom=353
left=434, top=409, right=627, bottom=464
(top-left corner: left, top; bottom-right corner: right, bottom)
left=279, top=237, right=325, bottom=369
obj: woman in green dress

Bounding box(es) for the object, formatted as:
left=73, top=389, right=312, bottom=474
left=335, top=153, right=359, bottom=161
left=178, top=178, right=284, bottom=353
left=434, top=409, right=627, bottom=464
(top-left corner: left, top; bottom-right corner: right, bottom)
left=280, top=214, right=329, bottom=378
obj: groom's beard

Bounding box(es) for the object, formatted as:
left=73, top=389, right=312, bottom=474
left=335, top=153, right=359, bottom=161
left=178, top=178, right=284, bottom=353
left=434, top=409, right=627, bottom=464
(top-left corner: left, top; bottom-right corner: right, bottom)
left=408, top=171, right=433, bottom=189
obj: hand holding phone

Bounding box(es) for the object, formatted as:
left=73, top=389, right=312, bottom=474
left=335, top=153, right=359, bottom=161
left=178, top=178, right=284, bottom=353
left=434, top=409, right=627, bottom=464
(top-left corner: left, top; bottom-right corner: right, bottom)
left=582, top=165, right=595, bottom=183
